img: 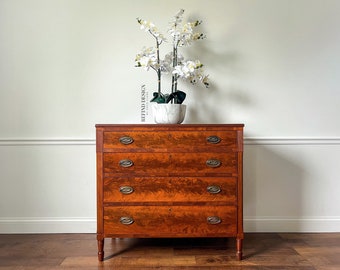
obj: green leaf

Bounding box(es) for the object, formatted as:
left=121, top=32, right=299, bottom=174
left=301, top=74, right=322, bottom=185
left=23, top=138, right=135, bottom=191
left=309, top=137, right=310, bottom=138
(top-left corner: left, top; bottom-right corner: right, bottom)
left=150, top=92, right=166, bottom=103
left=165, top=90, right=186, bottom=104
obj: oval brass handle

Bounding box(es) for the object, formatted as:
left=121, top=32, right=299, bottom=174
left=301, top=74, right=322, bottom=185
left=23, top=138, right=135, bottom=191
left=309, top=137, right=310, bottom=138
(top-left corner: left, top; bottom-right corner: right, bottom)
left=207, top=216, right=222, bottom=225
left=207, top=185, right=221, bottom=194
left=119, top=186, right=134, bottom=195
left=119, top=159, right=134, bottom=168
left=206, top=136, right=221, bottom=144
left=119, top=136, right=134, bottom=145
left=119, top=217, right=134, bottom=225
left=206, top=159, right=221, bottom=168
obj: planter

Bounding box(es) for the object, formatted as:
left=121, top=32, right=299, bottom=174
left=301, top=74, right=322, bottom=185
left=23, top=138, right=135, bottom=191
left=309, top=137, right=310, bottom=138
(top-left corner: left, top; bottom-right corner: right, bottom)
left=151, top=103, right=186, bottom=124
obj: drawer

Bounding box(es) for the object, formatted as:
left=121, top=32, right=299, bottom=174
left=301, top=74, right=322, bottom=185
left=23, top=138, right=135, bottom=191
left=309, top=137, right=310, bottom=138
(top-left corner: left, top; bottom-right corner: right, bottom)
left=103, top=205, right=237, bottom=237
left=103, top=177, right=237, bottom=204
left=102, top=131, right=238, bottom=151
left=103, top=152, right=237, bottom=176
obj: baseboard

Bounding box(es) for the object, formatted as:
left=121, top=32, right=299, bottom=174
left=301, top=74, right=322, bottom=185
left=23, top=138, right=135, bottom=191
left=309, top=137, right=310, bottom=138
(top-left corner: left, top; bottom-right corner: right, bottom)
left=0, top=217, right=96, bottom=233
left=244, top=216, right=340, bottom=233
left=1, top=217, right=339, bottom=234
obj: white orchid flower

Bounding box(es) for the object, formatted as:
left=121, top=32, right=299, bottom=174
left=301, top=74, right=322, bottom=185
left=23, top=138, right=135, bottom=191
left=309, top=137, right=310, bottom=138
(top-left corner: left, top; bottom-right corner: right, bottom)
left=135, top=9, right=210, bottom=104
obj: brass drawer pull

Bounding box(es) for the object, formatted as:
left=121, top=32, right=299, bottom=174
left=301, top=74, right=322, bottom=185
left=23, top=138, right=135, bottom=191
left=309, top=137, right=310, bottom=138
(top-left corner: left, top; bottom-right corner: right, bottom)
left=119, top=186, right=134, bottom=195
left=207, top=216, right=222, bottom=225
left=206, top=159, right=221, bottom=168
left=206, top=135, right=221, bottom=144
left=120, top=217, right=134, bottom=225
left=119, top=136, right=134, bottom=145
left=119, top=159, right=134, bottom=168
left=207, top=185, right=221, bottom=194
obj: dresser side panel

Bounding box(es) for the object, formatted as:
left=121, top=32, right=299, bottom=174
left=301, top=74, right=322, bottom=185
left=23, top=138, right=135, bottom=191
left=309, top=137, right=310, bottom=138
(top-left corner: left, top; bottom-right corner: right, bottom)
left=237, top=128, right=244, bottom=239
left=96, top=128, right=104, bottom=236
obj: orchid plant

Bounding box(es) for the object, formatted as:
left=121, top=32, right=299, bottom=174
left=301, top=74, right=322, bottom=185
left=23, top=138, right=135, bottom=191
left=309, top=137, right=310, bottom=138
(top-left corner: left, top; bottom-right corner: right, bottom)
left=135, top=9, right=209, bottom=104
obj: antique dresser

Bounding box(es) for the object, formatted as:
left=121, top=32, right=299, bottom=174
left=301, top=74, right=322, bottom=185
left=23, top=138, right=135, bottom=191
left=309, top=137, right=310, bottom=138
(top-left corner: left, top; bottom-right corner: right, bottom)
left=96, top=124, right=244, bottom=261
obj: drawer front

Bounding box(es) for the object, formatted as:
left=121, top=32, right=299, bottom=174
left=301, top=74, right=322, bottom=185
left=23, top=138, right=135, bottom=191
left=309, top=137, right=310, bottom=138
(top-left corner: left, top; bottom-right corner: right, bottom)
left=103, top=152, right=237, bottom=176
left=103, top=205, right=237, bottom=236
left=104, top=177, right=237, bottom=204
left=103, top=130, right=238, bottom=151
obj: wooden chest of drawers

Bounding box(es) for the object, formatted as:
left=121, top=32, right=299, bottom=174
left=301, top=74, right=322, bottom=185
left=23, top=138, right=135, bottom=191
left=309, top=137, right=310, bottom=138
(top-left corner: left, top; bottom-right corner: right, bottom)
left=96, top=124, right=244, bottom=261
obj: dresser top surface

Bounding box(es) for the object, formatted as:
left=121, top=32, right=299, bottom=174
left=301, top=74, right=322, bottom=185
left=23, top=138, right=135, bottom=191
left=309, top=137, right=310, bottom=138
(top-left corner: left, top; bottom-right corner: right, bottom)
left=96, top=124, right=244, bottom=129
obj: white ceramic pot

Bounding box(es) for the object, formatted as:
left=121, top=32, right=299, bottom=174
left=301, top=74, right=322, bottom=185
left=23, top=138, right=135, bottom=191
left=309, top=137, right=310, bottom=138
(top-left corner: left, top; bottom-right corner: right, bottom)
left=151, top=103, right=186, bottom=124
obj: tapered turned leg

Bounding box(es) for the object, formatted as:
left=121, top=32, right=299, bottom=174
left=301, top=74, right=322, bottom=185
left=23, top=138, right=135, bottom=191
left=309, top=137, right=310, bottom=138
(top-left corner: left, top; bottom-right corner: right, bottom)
left=97, top=239, right=104, bottom=261
left=236, top=238, right=243, bottom=260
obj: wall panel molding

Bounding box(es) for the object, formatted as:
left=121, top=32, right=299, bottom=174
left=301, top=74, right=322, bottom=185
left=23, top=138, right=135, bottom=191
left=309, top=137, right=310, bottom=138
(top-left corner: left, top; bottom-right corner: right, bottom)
left=245, top=137, right=340, bottom=145
left=0, top=138, right=95, bottom=146
left=1, top=136, right=339, bottom=233
left=1, top=137, right=339, bottom=146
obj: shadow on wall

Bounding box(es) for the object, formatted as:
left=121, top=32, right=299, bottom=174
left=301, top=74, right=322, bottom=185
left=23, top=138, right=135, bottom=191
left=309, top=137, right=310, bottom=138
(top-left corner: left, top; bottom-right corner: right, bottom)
left=179, top=18, right=253, bottom=123
left=244, top=143, right=305, bottom=232
left=186, top=83, right=252, bottom=123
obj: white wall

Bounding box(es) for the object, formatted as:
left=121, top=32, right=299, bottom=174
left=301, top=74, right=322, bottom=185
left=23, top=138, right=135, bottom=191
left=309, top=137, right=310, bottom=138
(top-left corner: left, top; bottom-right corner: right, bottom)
left=0, top=0, right=339, bottom=233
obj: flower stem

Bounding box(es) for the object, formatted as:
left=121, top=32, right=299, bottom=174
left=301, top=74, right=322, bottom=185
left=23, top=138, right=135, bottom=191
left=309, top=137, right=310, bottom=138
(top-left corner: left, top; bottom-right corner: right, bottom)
left=171, top=44, right=178, bottom=103
left=156, top=40, right=161, bottom=95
